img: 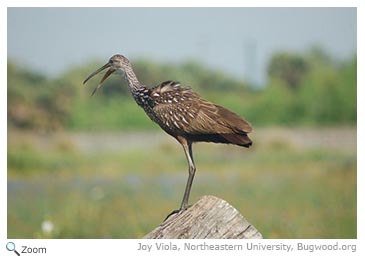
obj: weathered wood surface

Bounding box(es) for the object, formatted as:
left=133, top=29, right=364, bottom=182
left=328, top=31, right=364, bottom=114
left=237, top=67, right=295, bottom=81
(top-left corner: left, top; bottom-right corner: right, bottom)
left=144, top=195, right=263, bottom=239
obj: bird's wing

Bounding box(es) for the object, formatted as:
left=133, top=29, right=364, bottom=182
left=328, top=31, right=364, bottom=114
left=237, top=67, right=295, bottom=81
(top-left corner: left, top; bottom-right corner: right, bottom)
left=151, top=82, right=252, bottom=134
left=183, top=98, right=253, bottom=134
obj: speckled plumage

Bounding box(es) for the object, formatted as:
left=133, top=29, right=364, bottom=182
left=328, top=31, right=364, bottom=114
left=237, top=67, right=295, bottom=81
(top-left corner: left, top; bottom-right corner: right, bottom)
left=83, top=54, right=253, bottom=212
left=132, top=80, right=253, bottom=147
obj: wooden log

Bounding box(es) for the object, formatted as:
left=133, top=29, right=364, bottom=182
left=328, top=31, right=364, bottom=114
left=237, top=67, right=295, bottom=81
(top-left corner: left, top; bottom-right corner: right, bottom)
left=144, top=195, right=263, bottom=239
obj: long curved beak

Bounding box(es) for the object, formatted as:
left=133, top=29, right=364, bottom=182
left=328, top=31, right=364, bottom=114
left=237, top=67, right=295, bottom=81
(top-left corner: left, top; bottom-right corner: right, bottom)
left=83, top=62, right=115, bottom=96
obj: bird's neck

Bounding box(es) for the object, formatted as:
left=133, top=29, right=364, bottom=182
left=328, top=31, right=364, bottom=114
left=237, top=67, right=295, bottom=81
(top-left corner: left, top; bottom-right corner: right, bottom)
left=124, top=65, right=144, bottom=94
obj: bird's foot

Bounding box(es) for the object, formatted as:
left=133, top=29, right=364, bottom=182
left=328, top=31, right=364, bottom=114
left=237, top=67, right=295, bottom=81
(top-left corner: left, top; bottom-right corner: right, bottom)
left=164, top=209, right=181, bottom=221
left=164, top=205, right=192, bottom=221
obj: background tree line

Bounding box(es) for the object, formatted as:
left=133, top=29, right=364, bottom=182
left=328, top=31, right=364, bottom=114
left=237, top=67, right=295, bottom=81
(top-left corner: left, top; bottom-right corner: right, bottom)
left=7, top=47, right=356, bottom=131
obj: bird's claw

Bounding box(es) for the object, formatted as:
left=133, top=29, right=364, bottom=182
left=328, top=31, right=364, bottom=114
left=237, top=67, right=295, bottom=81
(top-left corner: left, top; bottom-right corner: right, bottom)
left=164, top=209, right=181, bottom=221
left=164, top=205, right=192, bottom=221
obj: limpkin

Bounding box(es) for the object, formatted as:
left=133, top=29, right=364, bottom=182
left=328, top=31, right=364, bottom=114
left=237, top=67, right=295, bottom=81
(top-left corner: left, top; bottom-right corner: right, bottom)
left=83, top=54, right=253, bottom=214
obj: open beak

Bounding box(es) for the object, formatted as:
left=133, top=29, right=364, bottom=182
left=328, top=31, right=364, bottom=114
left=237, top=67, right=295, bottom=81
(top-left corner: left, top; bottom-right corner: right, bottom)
left=83, top=62, right=115, bottom=96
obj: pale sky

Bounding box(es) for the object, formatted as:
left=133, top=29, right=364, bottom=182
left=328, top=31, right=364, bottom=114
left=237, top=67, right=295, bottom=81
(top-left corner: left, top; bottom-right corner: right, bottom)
left=7, top=7, right=356, bottom=86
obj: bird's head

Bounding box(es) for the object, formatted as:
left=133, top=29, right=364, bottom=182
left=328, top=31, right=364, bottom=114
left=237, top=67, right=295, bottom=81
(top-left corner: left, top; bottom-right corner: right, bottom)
left=83, top=54, right=131, bottom=95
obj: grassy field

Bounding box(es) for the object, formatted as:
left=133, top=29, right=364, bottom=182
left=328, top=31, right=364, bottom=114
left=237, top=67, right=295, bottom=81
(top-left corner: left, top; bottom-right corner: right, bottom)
left=7, top=127, right=356, bottom=238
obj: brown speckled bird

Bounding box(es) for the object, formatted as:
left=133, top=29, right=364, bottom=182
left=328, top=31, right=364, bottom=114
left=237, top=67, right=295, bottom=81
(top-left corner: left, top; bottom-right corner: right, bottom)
left=83, top=54, right=253, bottom=214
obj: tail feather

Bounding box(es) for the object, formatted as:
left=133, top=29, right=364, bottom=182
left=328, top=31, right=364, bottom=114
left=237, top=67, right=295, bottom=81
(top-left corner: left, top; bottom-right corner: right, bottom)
left=221, top=133, right=252, bottom=148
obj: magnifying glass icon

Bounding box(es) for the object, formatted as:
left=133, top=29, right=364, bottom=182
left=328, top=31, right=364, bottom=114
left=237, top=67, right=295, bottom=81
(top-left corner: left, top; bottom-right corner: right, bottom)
left=6, top=242, right=20, bottom=256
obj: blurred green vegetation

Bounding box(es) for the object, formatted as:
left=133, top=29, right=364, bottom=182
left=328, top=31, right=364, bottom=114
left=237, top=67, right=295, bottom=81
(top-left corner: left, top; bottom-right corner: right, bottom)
left=7, top=47, right=356, bottom=131
left=7, top=129, right=356, bottom=238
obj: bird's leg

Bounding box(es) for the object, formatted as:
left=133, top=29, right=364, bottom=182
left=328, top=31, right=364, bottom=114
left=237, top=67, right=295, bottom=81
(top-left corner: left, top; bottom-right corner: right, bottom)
left=180, top=141, right=196, bottom=210
left=164, top=139, right=195, bottom=221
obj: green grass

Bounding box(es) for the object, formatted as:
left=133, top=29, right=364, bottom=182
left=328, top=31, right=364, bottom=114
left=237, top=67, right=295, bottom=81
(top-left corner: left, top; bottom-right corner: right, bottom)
left=68, top=97, right=159, bottom=131
left=7, top=129, right=356, bottom=238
